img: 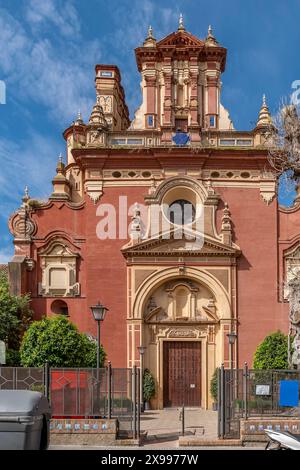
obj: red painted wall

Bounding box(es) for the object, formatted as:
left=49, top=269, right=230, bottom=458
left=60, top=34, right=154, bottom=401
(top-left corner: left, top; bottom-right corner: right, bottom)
left=27, top=181, right=292, bottom=369
left=30, top=186, right=148, bottom=368
left=216, top=187, right=288, bottom=366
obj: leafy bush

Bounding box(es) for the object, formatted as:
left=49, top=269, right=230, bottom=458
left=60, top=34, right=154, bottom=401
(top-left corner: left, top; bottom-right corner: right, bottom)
left=20, top=315, right=106, bottom=367
left=5, top=349, right=21, bottom=366
left=210, top=368, right=218, bottom=402
left=0, top=272, right=32, bottom=350
left=143, top=368, right=155, bottom=402
left=253, top=331, right=289, bottom=369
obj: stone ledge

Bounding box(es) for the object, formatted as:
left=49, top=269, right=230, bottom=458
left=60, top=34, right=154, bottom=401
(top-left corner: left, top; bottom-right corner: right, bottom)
left=179, top=437, right=242, bottom=446
left=50, top=434, right=116, bottom=446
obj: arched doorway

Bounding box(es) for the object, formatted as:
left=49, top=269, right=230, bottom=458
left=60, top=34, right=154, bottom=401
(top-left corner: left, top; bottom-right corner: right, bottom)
left=128, top=266, right=234, bottom=409
left=143, top=276, right=218, bottom=408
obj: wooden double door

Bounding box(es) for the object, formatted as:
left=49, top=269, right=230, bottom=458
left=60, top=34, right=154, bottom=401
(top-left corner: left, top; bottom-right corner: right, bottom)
left=163, top=341, right=201, bottom=407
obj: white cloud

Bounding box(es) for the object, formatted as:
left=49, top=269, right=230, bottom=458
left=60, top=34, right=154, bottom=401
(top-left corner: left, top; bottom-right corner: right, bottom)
left=103, top=0, right=180, bottom=116
left=25, top=0, right=81, bottom=38
left=107, top=0, right=179, bottom=55
left=0, top=131, right=61, bottom=223
left=0, top=4, right=100, bottom=124
left=0, top=0, right=182, bottom=124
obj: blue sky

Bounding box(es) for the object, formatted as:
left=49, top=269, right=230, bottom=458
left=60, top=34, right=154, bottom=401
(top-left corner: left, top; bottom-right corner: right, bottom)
left=0, top=0, right=299, bottom=262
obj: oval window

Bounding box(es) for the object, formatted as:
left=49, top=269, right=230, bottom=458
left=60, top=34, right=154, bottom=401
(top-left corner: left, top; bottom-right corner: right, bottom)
left=112, top=171, right=122, bottom=178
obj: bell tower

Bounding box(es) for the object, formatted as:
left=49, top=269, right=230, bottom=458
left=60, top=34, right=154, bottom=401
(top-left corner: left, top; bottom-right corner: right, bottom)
left=133, top=16, right=229, bottom=142
left=95, top=65, right=130, bottom=131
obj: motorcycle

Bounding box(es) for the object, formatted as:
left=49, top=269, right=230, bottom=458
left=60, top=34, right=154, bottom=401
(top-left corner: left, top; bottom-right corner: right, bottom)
left=265, top=429, right=300, bottom=450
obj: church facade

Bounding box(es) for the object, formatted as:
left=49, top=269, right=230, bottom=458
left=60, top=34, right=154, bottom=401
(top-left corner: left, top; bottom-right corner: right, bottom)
left=8, top=20, right=300, bottom=409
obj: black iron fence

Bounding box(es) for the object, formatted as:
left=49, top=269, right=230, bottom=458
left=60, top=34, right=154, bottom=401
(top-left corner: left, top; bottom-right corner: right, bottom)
left=218, top=364, right=300, bottom=439
left=0, top=364, right=140, bottom=438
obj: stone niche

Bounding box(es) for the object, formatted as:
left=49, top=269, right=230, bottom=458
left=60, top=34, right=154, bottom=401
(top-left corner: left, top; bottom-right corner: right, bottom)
left=145, top=278, right=218, bottom=323
left=38, top=241, right=80, bottom=297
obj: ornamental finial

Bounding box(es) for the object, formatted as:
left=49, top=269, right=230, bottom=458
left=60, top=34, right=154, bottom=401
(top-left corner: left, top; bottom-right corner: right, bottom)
left=74, top=109, right=84, bottom=126
left=22, top=185, right=30, bottom=205
left=58, top=153, right=63, bottom=164
left=256, top=93, right=272, bottom=128
left=205, top=24, right=218, bottom=46
left=143, top=24, right=156, bottom=46
left=178, top=13, right=185, bottom=31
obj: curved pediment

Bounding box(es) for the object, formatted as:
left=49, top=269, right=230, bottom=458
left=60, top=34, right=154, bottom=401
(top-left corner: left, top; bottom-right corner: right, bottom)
left=38, top=240, right=80, bottom=258
left=157, top=31, right=204, bottom=48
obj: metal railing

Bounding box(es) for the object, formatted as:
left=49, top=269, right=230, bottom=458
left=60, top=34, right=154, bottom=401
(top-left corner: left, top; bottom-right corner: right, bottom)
left=218, top=364, right=300, bottom=439
left=0, top=364, right=140, bottom=438
left=0, top=365, right=46, bottom=393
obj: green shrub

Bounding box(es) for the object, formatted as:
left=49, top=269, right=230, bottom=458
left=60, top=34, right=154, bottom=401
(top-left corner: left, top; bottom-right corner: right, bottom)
left=210, top=368, right=218, bottom=402
left=5, top=349, right=21, bottom=366
left=20, top=315, right=106, bottom=367
left=143, top=368, right=155, bottom=402
left=0, top=272, right=32, bottom=350
left=253, top=331, right=289, bottom=369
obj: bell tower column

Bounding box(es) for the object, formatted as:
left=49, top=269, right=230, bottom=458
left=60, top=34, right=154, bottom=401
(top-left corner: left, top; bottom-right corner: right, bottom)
left=144, top=72, right=157, bottom=129
left=188, top=56, right=201, bottom=142
left=205, top=71, right=220, bottom=130
left=161, top=58, right=173, bottom=143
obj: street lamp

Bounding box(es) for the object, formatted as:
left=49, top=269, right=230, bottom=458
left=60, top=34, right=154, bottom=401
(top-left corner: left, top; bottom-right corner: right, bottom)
left=137, top=345, right=146, bottom=412
left=90, top=301, right=109, bottom=368
left=227, top=332, right=237, bottom=370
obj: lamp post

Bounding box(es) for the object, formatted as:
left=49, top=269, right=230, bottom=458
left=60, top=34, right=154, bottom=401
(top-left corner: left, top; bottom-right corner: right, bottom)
left=137, top=345, right=146, bottom=412
left=90, top=301, right=109, bottom=417
left=227, top=332, right=237, bottom=370
left=90, top=301, right=109, bottom=368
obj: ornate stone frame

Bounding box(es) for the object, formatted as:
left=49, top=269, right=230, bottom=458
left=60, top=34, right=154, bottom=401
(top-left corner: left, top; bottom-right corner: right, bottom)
left=38, top=240, right=81, bottom=297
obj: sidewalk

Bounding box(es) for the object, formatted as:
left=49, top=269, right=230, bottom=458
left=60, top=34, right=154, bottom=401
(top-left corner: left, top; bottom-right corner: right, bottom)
left=140, top=408, right=218, bottom=447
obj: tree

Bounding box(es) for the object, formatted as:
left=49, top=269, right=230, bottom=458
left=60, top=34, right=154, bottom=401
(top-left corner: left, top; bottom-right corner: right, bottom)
left=253, top=331, right=289, bottom=369
left=267, top=103, right=300, bottom=178
left=0, top=271, right=32, bottom=361
left=20, top=315, right=106, bottom=367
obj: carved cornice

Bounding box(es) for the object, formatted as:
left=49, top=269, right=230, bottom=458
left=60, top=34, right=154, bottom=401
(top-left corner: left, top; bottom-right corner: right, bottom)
left=149, top=325, right=213, bottom=342
left=122, top=229, right=240, bottom=259
left=26, top=200, right=85, bottom=212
